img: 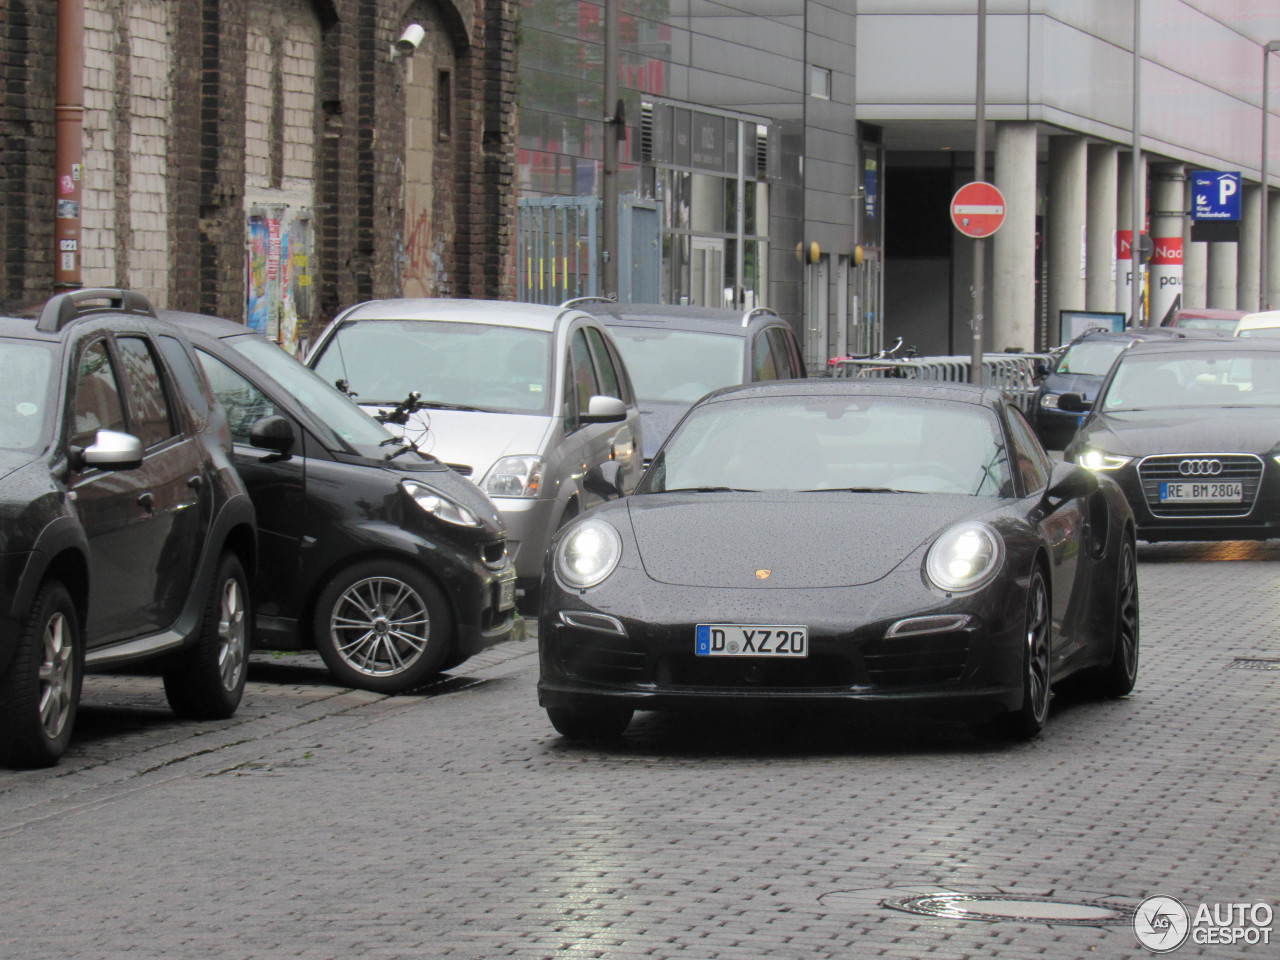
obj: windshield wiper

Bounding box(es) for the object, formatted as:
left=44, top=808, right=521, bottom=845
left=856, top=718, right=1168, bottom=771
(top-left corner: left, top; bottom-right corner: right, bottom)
left=658, top=486, right=759, bottom=494
left=801, top=486, right=915, bottom=493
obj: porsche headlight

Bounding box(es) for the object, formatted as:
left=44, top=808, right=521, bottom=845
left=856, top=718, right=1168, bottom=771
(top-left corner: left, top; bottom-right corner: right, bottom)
left=555, top=519, right=622, bottom=589
left=925, top=522, right=1003, bottom=594
left=401, top=481, right=481, bottom=527
left=483, top=456, right=545, bottom=498
left=1077, top=449, right=1132, bottom=471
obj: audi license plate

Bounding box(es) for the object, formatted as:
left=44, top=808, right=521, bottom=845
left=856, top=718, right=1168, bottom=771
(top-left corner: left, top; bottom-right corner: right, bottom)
left=1159, top=481, right=1243, bottom=503
left=695, top=624, right=808, bottom=657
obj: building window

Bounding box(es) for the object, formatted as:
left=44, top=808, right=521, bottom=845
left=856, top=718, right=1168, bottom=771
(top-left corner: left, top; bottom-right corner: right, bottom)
left=810, top=66, right=831, bottom=100
left=437, top=70, right=452, bottom=141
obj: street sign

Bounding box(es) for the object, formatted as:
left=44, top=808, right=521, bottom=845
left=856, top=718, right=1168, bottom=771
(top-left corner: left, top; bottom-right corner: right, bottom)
left=951, top=181, right=1006, bottom=238
left=1191, top=170, right=1242, bottom=221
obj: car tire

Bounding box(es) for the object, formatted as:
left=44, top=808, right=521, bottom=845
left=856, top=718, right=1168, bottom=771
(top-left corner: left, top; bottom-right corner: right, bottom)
left=1094, top=535, right=1140, bottom=698
left=163, top=552, right=250, bottom=720
left=0, top=581, right=83, bottom=768
left=546, top=702, right=634, bottom=740
left=312, top=559, right=451, bottom=693
left=998, top=567, right=1052, bottom=740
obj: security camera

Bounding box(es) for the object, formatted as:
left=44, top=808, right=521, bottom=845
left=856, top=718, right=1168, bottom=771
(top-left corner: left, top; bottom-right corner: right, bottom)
left=395, top=23, right=425, bottom=55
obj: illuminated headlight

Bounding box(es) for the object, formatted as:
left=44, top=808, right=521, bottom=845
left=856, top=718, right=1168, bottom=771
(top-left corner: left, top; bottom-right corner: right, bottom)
left=1077, top=449, right=1132, bottom=471
left=925, top=522, right=1003, bottom=594
left=555, top=519, right=622, bottom=589
left=401, top=481, right=481, bottom=527
left=483, top=456, right=545, bottom=498
left=1039, top=393, right=1060, bottom=409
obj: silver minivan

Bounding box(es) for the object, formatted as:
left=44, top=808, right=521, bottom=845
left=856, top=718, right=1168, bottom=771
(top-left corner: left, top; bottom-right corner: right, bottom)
left=306, top=299, right=643, bottom=601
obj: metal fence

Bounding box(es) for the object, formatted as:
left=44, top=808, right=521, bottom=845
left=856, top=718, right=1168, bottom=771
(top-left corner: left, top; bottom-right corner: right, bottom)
left=829, top=352, right=1060, bottom=412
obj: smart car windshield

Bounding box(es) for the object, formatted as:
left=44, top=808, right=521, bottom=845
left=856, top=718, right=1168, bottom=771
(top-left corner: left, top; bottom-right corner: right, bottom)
left=607, top=327, right=744, bottom=403
left=639, top=395, right=1012, bottom=496
left=1056, top=339, right=1127, bottom=376
left=1100, top=351, right=1280, bottom=411
left=311, top=319, right=553, bottom=415
left=0, top=338, right=55, bottom=452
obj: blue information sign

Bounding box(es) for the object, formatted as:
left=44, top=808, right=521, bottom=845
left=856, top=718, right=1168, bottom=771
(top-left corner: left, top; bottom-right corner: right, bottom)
left=1191, top=170, right=1242, bottom=221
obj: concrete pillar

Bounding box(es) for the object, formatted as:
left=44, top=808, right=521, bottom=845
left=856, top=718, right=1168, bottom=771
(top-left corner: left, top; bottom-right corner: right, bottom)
left=1239, top=184, right=1261, bottom=310
left=1207, top=240, right=1238, bottom=309
left=1267, top=189, right=1280, bottom=310
left=992, top=122, right=1037, bottom=351
left=1086, top=143, right=1119, bottom=312
left=1116, top=151, right=1147, bottom=322
left=1149, top=163, right=1186, bottom=325
left=1183, top=173, right=1207, bottom=308
left=1047, top=136, right=1087, bottom=343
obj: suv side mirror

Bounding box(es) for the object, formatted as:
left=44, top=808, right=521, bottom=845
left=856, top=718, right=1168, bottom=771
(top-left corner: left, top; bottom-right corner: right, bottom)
left=71, top=429, right=144, bottom=472
left=1033, top=360, right=1050, bottom=382
left=1057, top=392, right=1091, bottom=414
left=583, top=460, right=625, bottom=500
left=581, top=395, right=627, bottom=424
left=249, top=415, right=296, bottom=454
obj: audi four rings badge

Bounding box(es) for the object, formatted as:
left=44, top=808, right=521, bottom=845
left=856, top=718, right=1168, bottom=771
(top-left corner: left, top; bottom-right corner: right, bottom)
left=1178, top=459, right=1223, bottom=476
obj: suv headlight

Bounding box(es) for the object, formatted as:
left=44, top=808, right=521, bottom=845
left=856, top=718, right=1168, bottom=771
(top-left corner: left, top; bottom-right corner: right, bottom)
left=402, top=481, right=481, bottom=527
left=925, top=522, right=1003, bottom=594
left=555, top=519, right=622, bottom=589
left=1077, top=449, right=1132, bottom=471
left=483, top=456, right=545, bottom=498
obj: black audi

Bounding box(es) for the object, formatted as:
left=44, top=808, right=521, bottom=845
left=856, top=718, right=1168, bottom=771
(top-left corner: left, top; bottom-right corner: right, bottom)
left=538, top=379, right=1139, bottom=741
left=1063, top=337, right=1280, bottom=541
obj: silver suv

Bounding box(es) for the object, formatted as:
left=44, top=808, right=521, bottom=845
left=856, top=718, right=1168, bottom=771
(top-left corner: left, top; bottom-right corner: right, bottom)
left=306, top=299, right=642, bottom=601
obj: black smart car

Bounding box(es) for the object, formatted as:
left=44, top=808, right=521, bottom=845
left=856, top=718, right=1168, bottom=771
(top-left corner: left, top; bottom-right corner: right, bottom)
left=163, top=311, right=516, bottom=692
left=0, top=290, right=257, bottom=768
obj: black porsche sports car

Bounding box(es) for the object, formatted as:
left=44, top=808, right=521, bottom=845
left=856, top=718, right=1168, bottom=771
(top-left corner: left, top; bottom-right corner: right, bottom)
left=1062, top=337, right=1280, bottom=541
left=538, top=379, right=1139, bottom=740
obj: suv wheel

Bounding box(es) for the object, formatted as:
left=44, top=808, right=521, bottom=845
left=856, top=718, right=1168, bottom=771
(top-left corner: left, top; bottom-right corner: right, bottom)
left=163, top=552, right=250, bottom=719
left=0, top=581, right=83, bottom=768
left=313, top=560, right=451, bottom=693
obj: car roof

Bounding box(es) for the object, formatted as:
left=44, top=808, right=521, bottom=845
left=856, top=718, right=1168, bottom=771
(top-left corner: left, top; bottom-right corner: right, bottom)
left=0, top=289, right=163, bottom=342
left=159, top=309, right=258, bottom=341
left=331, top=298, right=578, bottom=333
left=1119, top=336, right=1280, bottom=358
left=574, top=301, right=782, bottom=335
left=700, top=377, right=1006, bottom=407
left=1234, top=309, right=1280, bottom=331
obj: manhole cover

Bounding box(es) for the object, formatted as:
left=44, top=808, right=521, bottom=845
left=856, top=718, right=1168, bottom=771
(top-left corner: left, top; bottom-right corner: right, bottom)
left=882, top=893, right=1133, bottom=926
left=1228, top=657, right=1280, bottom=671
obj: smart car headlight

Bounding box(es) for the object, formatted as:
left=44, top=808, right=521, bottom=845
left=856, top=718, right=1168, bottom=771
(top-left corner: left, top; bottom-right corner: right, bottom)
left=401, top=480, right=481, bottom=528
left=555, top=519, right=622, bottom=589
left=925, top=522, right=1003, bottom=594
left=1077, top=448, right=1132, bottom=471
left=483, top=456, right=545, bottom=498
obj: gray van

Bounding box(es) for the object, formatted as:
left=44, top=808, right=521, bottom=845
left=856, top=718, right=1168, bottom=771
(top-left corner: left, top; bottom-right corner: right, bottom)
left=306, top=299, right=643, bottom=602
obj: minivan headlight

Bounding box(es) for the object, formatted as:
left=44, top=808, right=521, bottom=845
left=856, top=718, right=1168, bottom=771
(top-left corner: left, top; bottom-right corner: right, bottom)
left=555, top=519, right=622, bottom=589
left=925, top=522, right=1003, bottom=594
left=402, top=481, right=481, bottom=527
left=1039, top=393, right=1060, bottom=409
left=483, top=456, right=545, bottom=498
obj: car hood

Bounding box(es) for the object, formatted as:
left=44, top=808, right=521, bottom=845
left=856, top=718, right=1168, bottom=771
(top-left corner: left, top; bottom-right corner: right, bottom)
left=1042, top=372, right=1103, bottom=401
left=635, top=401, right=689, bottom=461
left=1080, top=408, right=1280, bottom=456
left=361, top=406, right=552, bottom=482
left=624, top=493, right=983, bottom=588
left=389, top=457, right=507, bottom=535
left=0, top=449, right=38, bottom=484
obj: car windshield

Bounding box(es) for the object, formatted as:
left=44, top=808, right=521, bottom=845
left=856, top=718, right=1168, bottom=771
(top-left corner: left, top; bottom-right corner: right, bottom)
left=231, top=336, right=398, bottom=458
left=1175, top=316, right=1239, bottom=331
left=606, top=326, right=744, bottom=403
left=1236, top=327, right=1280, bottom=339
left=638, top=395, right=1012, bottom=497
left=1100, top=351, right=1280, bottom=411
left=1056, top=339, right=1127, bottom=376
left=0, top=338, right=55, bottom=452
left=311, top=319, right=553, bottom=415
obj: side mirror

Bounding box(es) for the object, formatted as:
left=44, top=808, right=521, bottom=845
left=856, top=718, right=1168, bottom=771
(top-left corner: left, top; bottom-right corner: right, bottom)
left=249, top=414, right=295, bottom=454
left=581, top=394, right=627, bottom=424
left=582, top=460, right=625, bottom=501
left=1057, top=392, right=1091, bottom=414
left=1033, top=360, right=1050, bottom=382
left=1043, top=458, right=1098, bottom=505
left=73, top=429, right=144, bottom=472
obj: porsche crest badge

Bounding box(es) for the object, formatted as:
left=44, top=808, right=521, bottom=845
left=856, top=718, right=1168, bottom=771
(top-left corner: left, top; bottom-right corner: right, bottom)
left=755, top=569, right=772, bottom=580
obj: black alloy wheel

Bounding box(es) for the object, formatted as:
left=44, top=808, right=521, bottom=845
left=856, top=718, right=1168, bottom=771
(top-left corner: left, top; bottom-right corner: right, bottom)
left=0, top=581, right=83, bottom=768
left=1000, top=568, right=1052, bottom=739
left=1095, top=535, right=1140, bottom=697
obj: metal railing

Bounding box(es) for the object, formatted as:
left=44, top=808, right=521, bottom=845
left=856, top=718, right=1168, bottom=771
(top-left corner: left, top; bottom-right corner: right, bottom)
left=829, top=352, right=1059, bottom=412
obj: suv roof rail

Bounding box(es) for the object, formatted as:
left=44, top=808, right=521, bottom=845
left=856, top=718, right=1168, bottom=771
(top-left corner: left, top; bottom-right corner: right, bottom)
left=37, top=288, right=157, bottom=333
left=741, top=306, right=779, bottom=328
left=559, top=295, right=617, bottom=311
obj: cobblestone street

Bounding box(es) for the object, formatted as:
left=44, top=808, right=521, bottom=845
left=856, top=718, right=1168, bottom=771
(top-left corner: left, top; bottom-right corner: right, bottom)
left=2, top=543, right=1278, bottom=959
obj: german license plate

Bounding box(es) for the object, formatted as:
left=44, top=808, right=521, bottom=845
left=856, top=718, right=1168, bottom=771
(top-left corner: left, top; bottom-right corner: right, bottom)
left=1159, top=481, right=1243, bottom=503
left=695, top=624, right=808, bottom=657
left=498, top=574, right=516, bottom=612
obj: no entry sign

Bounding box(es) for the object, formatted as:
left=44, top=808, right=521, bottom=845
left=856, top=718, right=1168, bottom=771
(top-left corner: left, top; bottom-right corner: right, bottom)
left=951, top=181, right=1006, bottom=238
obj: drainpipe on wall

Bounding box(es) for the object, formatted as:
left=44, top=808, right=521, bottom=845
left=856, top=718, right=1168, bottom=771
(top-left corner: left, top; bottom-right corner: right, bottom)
left=55, top=0, right=84, bottom=289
